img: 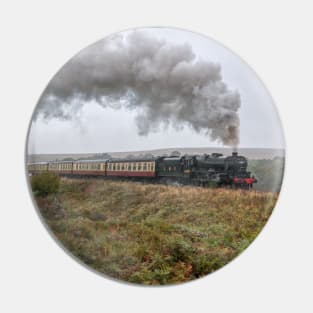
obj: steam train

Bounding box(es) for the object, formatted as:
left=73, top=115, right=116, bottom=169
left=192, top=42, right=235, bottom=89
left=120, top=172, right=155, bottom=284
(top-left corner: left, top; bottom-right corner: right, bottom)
left=27, top=152, right=257, bottom=189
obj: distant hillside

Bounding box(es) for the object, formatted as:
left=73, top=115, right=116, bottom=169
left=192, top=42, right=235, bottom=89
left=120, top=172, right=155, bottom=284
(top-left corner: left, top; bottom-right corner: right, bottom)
left=248, top=157, right=285, bottom=192
left=27, top=147, right=285, bottom=163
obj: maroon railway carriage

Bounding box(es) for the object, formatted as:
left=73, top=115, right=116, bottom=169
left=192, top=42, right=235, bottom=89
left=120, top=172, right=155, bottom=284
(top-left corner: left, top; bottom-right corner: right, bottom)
left=106, top=158, right=156, bottom=178
left=28, top=162, right=49, bottom=175
left=48, top=161, right=73, bottom=175
left=73, top=159, right=107, bottom=176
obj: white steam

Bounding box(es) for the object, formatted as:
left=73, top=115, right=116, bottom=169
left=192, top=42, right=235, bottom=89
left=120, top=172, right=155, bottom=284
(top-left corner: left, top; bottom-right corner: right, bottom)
left=35, top=31, right=241, bottom=146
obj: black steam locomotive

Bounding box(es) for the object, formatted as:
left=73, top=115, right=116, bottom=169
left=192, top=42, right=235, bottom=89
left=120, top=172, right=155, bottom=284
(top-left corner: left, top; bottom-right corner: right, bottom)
left=156, top=152, right=256, bottom=188
left=28, top=151, right=257, bottom=189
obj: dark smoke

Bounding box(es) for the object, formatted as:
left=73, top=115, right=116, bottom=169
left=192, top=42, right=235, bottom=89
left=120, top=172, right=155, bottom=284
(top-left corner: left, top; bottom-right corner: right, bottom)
left=35, top=31, right=241, bottom=146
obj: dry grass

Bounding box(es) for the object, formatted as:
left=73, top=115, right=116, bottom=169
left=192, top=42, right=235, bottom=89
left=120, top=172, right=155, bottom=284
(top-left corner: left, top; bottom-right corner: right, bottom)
left=35, top=178, right=277, bottom=285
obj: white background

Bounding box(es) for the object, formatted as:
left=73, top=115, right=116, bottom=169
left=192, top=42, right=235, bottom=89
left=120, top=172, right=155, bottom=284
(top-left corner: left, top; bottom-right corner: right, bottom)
left=0, top=1, right=312, bottom=312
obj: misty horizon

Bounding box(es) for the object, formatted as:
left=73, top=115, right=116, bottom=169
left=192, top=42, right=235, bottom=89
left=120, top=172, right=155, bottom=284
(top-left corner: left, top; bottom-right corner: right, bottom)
left=27, top=145, right=285, bottom=156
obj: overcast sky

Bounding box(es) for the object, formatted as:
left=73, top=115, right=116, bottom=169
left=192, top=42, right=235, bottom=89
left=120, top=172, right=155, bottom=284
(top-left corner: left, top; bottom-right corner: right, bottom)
left=28, top=27, right=285, bottom=154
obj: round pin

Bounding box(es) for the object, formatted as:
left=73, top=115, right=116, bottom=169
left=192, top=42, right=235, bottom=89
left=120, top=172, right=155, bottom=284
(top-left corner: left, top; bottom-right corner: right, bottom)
left=26, top=27, right=285, bottom=285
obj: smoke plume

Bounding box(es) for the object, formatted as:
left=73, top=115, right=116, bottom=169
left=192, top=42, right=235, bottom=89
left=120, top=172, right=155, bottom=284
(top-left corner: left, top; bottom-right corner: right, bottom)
left=35, top=31, right=241, bottom=146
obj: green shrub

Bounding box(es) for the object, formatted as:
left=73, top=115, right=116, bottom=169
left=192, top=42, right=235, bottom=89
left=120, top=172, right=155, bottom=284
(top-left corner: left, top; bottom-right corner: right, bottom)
left=30, top=172, right=60, bottom=196
left=167, top=238, right=195, bottom=262
left=191, top=254, right=223, bottom=277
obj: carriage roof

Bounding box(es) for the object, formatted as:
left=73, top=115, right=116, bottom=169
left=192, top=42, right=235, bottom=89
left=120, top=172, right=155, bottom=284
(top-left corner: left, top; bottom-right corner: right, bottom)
left=107, top=157, right=157, bottom=163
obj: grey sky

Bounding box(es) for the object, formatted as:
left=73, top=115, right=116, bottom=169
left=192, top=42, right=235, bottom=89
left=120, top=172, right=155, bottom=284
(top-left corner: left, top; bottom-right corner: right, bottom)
left=28, top=27, right=285, bottom=154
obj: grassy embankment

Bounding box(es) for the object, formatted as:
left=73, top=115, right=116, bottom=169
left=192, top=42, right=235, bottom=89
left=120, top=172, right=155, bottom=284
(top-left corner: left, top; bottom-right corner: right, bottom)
left=35, top=178, right=277, bottom=285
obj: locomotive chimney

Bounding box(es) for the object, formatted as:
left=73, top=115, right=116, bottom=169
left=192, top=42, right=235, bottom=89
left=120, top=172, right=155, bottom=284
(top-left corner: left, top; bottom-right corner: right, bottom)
left=232, top=146, right=238, bottom=156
